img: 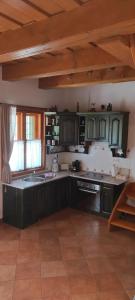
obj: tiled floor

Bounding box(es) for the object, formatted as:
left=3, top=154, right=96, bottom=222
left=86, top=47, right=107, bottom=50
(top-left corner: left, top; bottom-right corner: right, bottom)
left=0, top=208, right=135, bottom=300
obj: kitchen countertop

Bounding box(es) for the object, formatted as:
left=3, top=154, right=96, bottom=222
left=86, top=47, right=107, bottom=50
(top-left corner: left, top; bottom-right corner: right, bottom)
left=3, top=171, right=127, bottom=189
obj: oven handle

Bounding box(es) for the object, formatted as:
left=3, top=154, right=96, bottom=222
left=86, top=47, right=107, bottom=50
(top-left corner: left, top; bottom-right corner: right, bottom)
left=78, top=188, right=98, bottom=194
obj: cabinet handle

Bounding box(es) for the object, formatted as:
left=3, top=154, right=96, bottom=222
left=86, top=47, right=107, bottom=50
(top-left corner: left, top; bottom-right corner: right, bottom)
left=78, top=188, right=98, bottom=194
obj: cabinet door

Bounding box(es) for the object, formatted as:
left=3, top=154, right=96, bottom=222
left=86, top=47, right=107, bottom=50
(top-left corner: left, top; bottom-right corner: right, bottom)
left=85, top=116, right=96, bottom=140
left=101, top=185, right=114, bottom=216
left=96, top=116, right=109, bottom=141
left=23, top=187, right=39, bottom=227
left=3, top=186, right=22, bottom=228
left=60, top=115, right=78, bottom=145
left=68, top=178, right=78, bottom=208
left=56, top=178, right=69, bottom=210
left=109, top=115, right=123, bottom=147
left=45, top=181, right=58, bottom=215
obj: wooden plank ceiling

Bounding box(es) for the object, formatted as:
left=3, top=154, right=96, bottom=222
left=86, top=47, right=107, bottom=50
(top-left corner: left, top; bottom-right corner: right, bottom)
left=1, top=0, right=135, bottom=88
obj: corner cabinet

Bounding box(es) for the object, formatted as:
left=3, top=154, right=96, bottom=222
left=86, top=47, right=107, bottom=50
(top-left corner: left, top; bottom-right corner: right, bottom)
left=79, top=112, right=129, bottom=157
left=59, top=113, right=78, bottom=145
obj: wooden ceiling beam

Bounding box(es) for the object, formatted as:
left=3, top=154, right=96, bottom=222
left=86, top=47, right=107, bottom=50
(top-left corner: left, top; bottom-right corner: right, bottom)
left=1, top=0, right=135, bottom=62
left=39, top=66, right=135, bottom=89
left=130, top=34, right=135, bottom=65
left=2, top=47, right=122, bottom=81
left=98, top=36, right=135, bottom=68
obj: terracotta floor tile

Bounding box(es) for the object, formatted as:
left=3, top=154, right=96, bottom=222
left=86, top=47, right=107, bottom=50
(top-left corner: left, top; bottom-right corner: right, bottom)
left=55, top=220, right=72, bottom=229
left=0, top=225, right=20, bottom=241
left=0, top=265, right=16, bottom=282
left=40, top=243, right=62, bottom=261
left=39, top=229, right=59, bottom=241
left=42, top=297, right=71, bottom=300
left=71, top=294, right=98, bottom=300
left=17, top=249, right=41, bottom=264
left=103, top=243, right=125, bottom=256
left=42, top=276, right=70, bottom=297
left=64, top=259, right=90, bottom=276
left=16, top=262, right=41, bottom=279
left=59, top=237, right=80, bottom=248
left=98, top=291, right=130, bottom=300
left=37, top=219, right=55, bottom=230
left=109, top=255, right=135, bottom=273
left=19, top=240, right=40, bottom=251
left=82, top=243, right=105, bottom=258
left=41, top=261, right=67, bottom=277
left=95, top=272, right=124, bottom=292
left=119, top=270, right=135, bottom=289
left=57, top=227, right=76, bottom=237
left=20, top=228, right=39, bottom=241
left=0, top=251, right=17, bottom=265
left=0, top=209, right=135, bottom=300
left=0, top=281, right=14, bottom=300
left=69, top=275, right=97, bottom=294
left=0, top=240, right=19, bottom=251
left=61, top=246, right=84, bottom=260
left=13, top=279, right=41, bottom=300
left=87, top=257, right=114, bottom=274
left=40, top=237, right=60, bottom=250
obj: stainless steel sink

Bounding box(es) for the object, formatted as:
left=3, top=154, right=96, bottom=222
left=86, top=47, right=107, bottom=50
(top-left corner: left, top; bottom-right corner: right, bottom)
left=23, top=176, right=45, bottom=183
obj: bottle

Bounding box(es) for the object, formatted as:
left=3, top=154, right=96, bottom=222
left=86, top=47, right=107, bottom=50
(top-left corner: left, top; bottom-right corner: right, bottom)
left=107, top=103, right=112, bottom=111
left=52, top=155, right=59, bottom=173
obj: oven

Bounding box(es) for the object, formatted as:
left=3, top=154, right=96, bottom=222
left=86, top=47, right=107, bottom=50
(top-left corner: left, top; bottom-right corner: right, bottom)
left=75, top=180, right=101, bottom=214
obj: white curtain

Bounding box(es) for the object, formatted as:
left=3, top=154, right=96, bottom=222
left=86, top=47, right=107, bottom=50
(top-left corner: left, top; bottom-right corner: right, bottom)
left=26, top=140, right=41, bottom=169
left=9, top=141, right=24, bottom=172
left=1, top=104, right=16, bottom=183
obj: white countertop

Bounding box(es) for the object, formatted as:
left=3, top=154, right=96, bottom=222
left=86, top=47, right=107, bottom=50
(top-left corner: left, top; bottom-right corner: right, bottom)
left=3, top=171, right=126, bottom=189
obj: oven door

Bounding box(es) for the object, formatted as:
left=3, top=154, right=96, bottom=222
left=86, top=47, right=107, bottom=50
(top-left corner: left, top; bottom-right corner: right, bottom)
left=76, top=182, right=101, bottom=213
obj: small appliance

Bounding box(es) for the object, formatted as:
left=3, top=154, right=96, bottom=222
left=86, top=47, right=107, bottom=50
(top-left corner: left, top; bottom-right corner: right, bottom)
left=72, top=160, right=81, bottom=172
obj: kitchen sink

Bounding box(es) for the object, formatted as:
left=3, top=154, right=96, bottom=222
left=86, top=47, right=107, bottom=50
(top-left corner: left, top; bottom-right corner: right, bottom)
left=23, top=176, right=45, bottom=183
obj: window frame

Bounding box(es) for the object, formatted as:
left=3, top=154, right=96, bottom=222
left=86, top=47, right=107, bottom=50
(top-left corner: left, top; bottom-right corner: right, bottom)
left=12, top=106, right=45, bottom=177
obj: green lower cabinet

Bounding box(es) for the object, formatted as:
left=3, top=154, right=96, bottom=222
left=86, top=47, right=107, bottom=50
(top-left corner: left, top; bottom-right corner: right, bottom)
left=3, top=178, right=70, bottom=229
left=100, top=183, right=124, bottom=217
left=56, top=178, right=69, bottom=210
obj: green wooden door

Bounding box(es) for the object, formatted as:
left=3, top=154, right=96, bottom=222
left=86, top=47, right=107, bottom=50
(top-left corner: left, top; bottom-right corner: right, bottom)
left=96, top=115, right=109, bottom=141
left=60, top=115, right=78, bottom=145
left=85, top=116, right=96, bottom=140
left=109, top=114, right=123, bottom=147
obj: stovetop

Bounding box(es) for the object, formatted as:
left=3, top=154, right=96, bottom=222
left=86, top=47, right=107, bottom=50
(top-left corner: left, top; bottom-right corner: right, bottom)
left=80, top=172, right=106, bottom=180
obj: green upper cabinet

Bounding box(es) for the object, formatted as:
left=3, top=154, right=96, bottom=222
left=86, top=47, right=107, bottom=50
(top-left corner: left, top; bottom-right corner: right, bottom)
left=85, top=114, right=109, bottom=141
left=80, top=111, right=129, bottom=157
left=96, top=115, right=109, bottom=141
left=85, top=116, right=96, bottom=140
left=59, top=113, right=78, bottom=145
left=109, top=113, right=129, bottom=157
left=109, top=114, right=123, bottom=147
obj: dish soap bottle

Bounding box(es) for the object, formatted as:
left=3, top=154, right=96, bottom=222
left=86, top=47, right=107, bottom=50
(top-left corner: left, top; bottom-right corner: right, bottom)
left=52, top=155, right=59, bottom=173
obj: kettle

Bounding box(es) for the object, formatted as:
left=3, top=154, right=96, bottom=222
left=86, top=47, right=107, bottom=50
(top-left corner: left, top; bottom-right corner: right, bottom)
left=72, top=160, right=80, bottom=172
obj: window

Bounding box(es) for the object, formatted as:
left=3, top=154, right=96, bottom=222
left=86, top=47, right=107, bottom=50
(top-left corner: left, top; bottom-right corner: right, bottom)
left=10, top=108, right=45, bottom=174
